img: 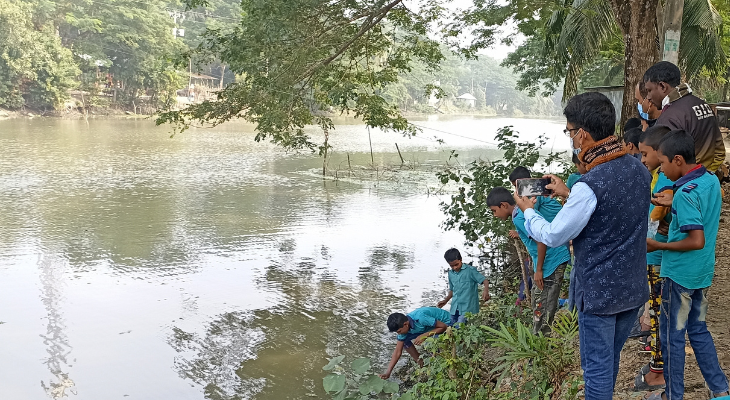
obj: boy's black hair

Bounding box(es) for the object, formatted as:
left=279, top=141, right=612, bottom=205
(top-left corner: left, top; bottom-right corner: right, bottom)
left=572, top=152, right=580, bottom=165
left=563, top=92, right=616, bottom=142
left=387, top=313, right=409, bottom=332
left=623, top=127, right=642, bottom=147
left=486, top=186, right=516, bottom=207
left=658, top=130, right=697, bottom=164
left=643, top=61, right=681, bottom=87
left=444, top=248, right=462, bottom=263
left=624, top=118, right=642, bottom=132
left=508, top=166, right=532, bottom=183
left=639, top=124, right=672, bottom=150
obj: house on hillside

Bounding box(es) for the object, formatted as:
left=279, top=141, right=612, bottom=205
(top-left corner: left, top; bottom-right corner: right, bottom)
left=456, top=93, right=476, bottom=108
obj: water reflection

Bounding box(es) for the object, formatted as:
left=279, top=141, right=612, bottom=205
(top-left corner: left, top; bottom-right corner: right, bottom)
left=0, top=117, right=566, bottom=399
left=169, top=242, right=420, bottom=399
left=38, top=254, right=76, bottom=398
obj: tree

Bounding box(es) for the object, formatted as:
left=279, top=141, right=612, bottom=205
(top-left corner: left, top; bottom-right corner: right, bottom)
left=0, top=0, right=79, bottom=110
left=156, top=0, right=451, bottom=156
left=456, top=0, right=726, bottom=126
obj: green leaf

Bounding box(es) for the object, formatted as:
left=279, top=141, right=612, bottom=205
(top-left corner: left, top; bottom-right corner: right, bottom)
left=383, top=380, right=399, bottom=394
left=322, top=355, right=346, bottom=371
left=350, top=357, right=371, bottom=374
left=358, top=375, right=385, bottom=395
left=396, top=393, right=414, bottom=400
left=323, top=373, right=346, bottom=393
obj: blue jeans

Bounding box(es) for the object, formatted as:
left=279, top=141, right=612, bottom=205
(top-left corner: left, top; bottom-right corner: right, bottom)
left=660, top=278, right=729, bottom=400
left=450, top=311, right=467, bottom=326
left=579, top=307, right=639, bottom=400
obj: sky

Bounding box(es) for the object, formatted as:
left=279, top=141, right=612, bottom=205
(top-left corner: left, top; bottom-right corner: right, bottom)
left=405, top=0, right=520, bottom=60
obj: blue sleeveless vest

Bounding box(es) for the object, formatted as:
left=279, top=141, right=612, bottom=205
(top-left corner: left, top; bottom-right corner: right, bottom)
left=573, top=154, right=651, bottom=315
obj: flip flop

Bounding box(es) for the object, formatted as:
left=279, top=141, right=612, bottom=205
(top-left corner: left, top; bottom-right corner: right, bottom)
left=634, top=373, right=665, bottom=392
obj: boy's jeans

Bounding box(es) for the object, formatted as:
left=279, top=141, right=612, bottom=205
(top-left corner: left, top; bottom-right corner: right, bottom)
left=579, top=307, right=639, bottom=400
left=660, top=278, right=729, bottom=400
left=531, top=262, right=566, bottom=335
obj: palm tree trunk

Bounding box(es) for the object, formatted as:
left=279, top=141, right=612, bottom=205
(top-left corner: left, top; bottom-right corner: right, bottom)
left=610, top=0, right=661, bottom=130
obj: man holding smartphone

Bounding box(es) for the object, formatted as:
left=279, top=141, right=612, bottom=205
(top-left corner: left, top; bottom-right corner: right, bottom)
left=514, top=92, right=652, bottom=400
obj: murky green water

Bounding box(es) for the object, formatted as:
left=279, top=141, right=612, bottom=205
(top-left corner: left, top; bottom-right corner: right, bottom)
left=0, top=116, right=566, bottom=399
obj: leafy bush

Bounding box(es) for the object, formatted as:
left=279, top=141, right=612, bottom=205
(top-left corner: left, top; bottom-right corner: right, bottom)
left=322, top=355, right=407, bottom=400
left=437, top=126, right=573, bottom=292
left=322, top=298, right=582, bottom=400
left=485, top=311, right=581, bottom=399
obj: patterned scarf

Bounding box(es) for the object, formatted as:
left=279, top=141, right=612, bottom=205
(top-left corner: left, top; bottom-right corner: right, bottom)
left=580, top=135, right=627, bottom=172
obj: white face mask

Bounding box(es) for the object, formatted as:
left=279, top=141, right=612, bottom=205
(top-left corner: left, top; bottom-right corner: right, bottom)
left=571, top=130, right=581, bottom=155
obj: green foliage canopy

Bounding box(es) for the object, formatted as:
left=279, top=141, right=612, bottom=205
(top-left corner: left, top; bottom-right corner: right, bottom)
left=0, top=0, right=79, bottom=109
left=157, top=0, right=452, bottom=151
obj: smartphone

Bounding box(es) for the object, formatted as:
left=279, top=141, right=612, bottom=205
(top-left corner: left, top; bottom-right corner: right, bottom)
left=516, top=178, right=553, bottom=197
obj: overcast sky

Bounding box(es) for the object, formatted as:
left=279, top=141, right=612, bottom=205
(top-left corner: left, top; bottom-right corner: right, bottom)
left=405, top=0, right=520, bottom=60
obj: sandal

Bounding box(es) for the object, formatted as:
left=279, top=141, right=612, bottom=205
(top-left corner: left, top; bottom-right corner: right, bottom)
left=634, top=372, right=666, bottom=392
left=639, top=363, right=651, bottom=376
left=643, top=391, right=665, bottom=400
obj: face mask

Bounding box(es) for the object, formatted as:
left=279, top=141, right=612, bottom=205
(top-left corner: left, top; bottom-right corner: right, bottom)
left=571, top=131, right=581, bottom=155
left=637, top=102, right=649, bottom=120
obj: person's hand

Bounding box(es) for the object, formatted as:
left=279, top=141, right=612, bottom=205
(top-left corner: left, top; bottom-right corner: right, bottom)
left=647, top=238, right=661, bottom=253
left=652, top=191, right=673, bottom=207
left=533, top=271, right=544, bottom=291
left=379, top=372, right=391, bottom=379
left=508, top=230, right=519, bottom=239
left=482, top=291, right=491, bottom=302
left=437, top=299, right=448, bottom=308
left=513, top=193, right=537, bottom=211
left=657, top=219, right=670, bottom=236
left=544, top=174, right=570, bottom=199
left=413, top=334, right=428, bottom=346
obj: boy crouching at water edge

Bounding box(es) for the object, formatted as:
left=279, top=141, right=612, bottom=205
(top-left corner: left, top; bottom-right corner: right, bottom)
left=437, top=248, right=490, bottom=325
left=487, top=186, right=571, bottom=335
left=645, top=130, right=730, bottom=400
left=379, top=307, right=451, bottom=379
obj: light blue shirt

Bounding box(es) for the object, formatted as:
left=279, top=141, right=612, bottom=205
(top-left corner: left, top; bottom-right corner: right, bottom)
left=661, top=168, right=721, bottom=289
left=513, top=208, right=571, bottom=278
left=647, top=172, right=674, bottom=265
left=396, top=307, right=451, bottom=341
left=447, top=264, right=485, bottom=315
left=523, top=182, right=598, bottom=248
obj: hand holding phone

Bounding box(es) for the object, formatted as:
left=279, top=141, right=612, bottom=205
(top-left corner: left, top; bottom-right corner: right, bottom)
left=516, top=178, right=553, bottom=197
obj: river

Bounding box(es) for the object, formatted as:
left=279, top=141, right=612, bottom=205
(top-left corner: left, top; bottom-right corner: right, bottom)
left=0, top=116, right=567, bottom=399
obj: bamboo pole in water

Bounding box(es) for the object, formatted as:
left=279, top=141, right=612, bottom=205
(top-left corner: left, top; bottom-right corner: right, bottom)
left=395, top=143, right=404, bottom=165
left=367, top=126, right=374, bottom=164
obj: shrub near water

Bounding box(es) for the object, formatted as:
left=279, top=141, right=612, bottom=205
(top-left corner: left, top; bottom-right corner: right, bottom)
left=323, top=296, right=583, bottom=400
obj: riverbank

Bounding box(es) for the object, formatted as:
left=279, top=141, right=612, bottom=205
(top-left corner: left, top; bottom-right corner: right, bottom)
left=0, top=105, right=560, bottom=121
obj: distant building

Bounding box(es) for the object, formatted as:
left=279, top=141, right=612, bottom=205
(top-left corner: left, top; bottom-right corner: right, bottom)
left=456, top=93, right=477, bottom=108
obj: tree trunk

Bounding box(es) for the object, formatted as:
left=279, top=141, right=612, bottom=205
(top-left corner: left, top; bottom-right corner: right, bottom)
left=610, top=0, right=661, bottom=131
